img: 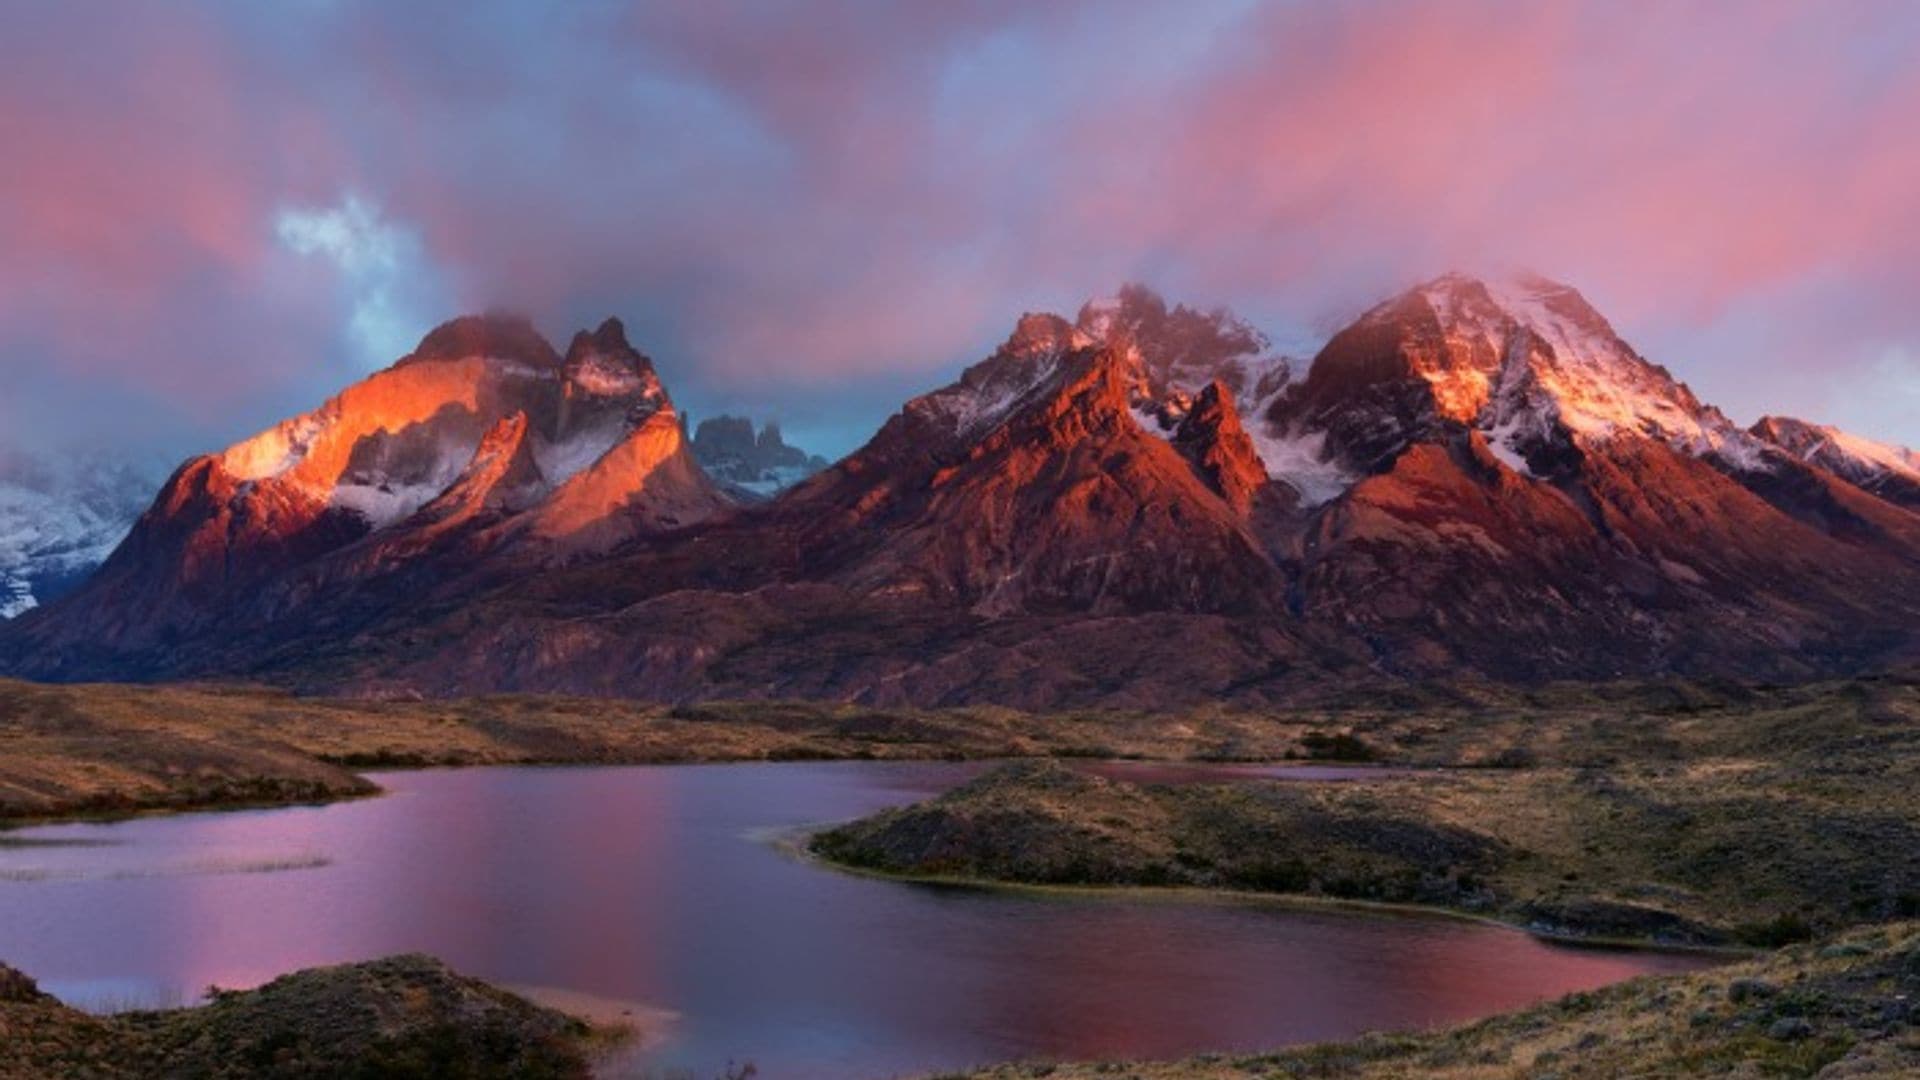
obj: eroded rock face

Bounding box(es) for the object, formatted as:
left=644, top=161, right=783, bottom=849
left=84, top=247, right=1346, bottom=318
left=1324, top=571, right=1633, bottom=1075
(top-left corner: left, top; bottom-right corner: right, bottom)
left=1174, top=380, right=1269, bottom=516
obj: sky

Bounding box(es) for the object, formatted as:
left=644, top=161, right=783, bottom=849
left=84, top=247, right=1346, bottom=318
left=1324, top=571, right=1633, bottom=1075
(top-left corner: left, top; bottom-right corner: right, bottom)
left=3, top=0, right=1919, bottom=464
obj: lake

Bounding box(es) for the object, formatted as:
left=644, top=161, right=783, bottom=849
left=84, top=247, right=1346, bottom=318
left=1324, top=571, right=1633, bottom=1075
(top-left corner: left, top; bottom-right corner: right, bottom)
left=0, top=761, right=1718, bottom=1077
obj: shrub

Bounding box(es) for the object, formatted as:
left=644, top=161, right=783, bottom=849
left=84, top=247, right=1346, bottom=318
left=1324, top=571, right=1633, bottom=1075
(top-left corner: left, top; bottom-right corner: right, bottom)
left=1735, top=913, right=1815, bottom=948
left=1300, top=731, right=1378, bottom=762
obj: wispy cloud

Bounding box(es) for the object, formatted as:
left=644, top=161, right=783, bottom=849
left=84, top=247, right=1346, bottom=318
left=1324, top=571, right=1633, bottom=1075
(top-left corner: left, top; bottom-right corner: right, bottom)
left=275, top=195, right=446, bottom=371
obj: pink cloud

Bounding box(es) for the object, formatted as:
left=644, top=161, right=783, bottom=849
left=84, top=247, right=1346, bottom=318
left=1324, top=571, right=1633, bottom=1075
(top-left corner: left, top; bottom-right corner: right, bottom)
left=2, top=1, right=1919, bottom=456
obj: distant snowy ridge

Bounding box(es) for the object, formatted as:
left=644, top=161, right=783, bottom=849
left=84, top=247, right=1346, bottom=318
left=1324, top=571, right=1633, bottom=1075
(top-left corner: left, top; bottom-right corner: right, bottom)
left=1752, top=415, right=1920, bottom=507
left=0, top=453, right=161, bottom=617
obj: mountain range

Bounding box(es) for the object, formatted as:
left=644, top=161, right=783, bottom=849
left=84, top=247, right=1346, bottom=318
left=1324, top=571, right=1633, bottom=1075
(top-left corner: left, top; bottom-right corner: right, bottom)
left=3, top=274, right=1917, bottom=707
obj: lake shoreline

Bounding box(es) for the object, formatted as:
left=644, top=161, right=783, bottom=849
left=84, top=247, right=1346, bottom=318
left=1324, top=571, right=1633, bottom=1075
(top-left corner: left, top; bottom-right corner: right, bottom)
left=805, top=742, right=1920, bottom=952
left=4, top=671, right=1917, bottom=1076
left=0, top=676, right=1435, bottom=829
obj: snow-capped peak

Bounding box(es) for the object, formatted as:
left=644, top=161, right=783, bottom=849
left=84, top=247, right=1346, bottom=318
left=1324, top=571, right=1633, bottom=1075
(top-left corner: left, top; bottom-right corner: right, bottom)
left=563, top=318, right=666, bottom=405
left=1066, top=285, right=1303, bottom=459
left=1406, top=272, right=1770, bottom=471
left=1073, top=283, right=1282, bottom=401
left=208, top=314, right=687, bottom=533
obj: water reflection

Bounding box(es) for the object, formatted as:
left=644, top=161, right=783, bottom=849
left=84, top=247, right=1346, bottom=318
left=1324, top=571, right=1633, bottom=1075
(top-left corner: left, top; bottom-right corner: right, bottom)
left=0, top=762, right=1715, bottom=1078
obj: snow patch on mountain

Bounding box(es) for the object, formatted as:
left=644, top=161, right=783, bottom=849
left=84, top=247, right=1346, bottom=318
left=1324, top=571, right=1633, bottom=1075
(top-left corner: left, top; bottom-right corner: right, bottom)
left=1233, top=359, right=1365, bottom=502
left=329, top=477, right=458, bottom=527
left=916, top=360, right=1063, bottom=438
left=533, top=419, right=633, bottom=489
left=1247, top=425, right=1354, bottom=506
left=1820, top=426, right=1920, bottom=481
left=1482, top=416, right=1538, bottom=478
left=1130, top=402, right=1179, bottom=441
left=729, top=464, right=819, bottom=498
left=221, top=414, right=325, bottom=482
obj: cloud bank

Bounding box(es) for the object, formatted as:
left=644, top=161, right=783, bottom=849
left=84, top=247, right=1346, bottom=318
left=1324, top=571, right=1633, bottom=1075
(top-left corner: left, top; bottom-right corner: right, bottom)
left=2, top=0, right=1917, bottom=458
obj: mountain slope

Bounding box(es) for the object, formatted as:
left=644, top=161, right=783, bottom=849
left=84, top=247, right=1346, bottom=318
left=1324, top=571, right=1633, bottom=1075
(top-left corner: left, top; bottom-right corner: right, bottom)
left=195, top=307, right=1321, bottom=704
left=1752, top=414, right=1920, bottom=511
left=1263, top=273, right=1764, bottom=483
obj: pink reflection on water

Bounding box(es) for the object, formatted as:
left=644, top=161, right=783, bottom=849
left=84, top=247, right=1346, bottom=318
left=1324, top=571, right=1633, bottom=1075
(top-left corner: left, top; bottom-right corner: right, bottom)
left=0, top=762, right=1721, bottom=1078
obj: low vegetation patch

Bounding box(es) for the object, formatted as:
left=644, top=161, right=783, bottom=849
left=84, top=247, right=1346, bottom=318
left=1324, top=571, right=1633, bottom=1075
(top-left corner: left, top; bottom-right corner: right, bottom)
left=816, top=697, right=1920, bottom=947
left=0, top=954, right=610, bottom=1079
left=814, top=762, right=1501, bottom=909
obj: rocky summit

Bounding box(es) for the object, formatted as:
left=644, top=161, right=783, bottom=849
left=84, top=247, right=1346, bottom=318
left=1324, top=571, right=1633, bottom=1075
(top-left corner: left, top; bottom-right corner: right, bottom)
left=690, top=415, right=829, bottom=498
left=3, top=276, right=1918, bottom=706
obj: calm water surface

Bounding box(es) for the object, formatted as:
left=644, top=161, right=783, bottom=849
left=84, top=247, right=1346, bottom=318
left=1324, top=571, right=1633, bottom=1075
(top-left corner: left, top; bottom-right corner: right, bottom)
left=0, top=762, right=1716, bottom=1078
